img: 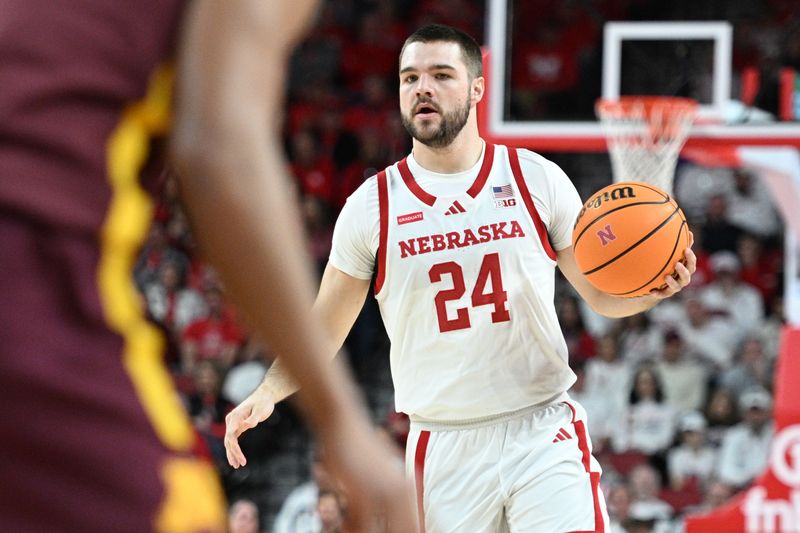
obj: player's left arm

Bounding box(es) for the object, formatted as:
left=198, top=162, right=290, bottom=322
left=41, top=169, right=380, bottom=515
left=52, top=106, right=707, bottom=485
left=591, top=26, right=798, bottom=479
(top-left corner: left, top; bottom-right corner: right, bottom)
left=557, top=236, right=696, bottom=318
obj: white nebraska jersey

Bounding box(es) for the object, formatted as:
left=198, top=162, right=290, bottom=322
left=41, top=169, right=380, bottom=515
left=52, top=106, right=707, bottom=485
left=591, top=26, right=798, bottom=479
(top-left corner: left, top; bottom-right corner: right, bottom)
left=330, top=142, right=584, bottom=420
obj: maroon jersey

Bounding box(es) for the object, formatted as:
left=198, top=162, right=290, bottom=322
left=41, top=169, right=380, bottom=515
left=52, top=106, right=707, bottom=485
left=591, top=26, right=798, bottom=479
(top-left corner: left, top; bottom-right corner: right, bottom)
left=0, top=1, right=225, bottom=531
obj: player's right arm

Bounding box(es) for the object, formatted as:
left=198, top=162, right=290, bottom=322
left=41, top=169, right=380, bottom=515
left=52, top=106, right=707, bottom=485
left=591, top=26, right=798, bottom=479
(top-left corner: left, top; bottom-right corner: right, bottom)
left=223, top=264, right=372, bottom=468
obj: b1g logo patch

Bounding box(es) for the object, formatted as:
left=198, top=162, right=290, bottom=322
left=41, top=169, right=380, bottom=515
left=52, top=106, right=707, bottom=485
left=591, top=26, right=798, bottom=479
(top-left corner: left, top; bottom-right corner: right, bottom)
left=494, top=198, right=517, bottom=209
left=492, top=184, right=516, bottom=209
left=596, top=224, right=616, bottom=246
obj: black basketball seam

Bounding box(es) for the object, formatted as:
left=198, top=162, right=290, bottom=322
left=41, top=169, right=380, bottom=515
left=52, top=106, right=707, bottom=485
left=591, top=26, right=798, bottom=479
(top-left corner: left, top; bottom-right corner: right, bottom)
left=582, top=206, right=680, bottom=276
left=574, top=198, right=671, bottom=248
left=608, top=219, right=688, bottom=296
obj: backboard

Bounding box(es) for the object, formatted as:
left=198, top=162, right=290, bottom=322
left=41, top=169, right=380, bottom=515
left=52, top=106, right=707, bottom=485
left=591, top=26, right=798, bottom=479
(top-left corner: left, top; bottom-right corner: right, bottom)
left=481, top=0, right=800, bottom=151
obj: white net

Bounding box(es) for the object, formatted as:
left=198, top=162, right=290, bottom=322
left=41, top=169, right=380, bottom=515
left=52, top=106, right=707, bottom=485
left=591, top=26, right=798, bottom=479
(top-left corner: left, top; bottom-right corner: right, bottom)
left=596, top=97, right=698, bottom=193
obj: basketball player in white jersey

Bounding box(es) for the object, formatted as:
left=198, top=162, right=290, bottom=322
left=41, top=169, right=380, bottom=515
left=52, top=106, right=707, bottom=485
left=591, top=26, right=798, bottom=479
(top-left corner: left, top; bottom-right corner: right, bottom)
left=224, top=24, right=696, bottom=532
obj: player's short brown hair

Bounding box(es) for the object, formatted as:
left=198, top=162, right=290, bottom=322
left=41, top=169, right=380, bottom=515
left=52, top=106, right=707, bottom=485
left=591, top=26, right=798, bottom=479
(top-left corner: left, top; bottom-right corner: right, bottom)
left=400, top=24, right=483, bottom=80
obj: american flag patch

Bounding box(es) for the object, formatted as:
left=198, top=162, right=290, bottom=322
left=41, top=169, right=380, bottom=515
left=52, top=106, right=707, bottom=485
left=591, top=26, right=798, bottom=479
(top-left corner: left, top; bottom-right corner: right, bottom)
left=492, top=184, right=514, bottom=199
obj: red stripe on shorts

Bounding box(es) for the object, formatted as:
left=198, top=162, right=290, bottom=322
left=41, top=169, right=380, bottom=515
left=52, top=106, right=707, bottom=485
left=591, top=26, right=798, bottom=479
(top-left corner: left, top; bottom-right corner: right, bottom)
left=565, top=402, right=605, bottom=533
left=414, top=430, right=431, bottom=533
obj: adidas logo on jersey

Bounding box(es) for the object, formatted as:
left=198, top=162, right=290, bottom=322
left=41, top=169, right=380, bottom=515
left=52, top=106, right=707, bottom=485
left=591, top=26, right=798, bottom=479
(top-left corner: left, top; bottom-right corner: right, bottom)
left=552, top=428, right=573, bottom=443
left=444, top=201, right=466, bottom=216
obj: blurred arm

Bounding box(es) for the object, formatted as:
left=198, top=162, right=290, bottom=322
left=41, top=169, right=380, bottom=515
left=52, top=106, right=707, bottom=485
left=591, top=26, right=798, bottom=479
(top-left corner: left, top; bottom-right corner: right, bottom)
left=170, top=0, right=367, bottom=437
left=256, top=264, right=373, bottom=403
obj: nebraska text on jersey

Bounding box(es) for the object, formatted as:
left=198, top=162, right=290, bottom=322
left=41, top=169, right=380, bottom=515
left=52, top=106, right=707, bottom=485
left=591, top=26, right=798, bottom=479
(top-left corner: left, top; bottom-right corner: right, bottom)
left=398, top=220, right=526, bottom=258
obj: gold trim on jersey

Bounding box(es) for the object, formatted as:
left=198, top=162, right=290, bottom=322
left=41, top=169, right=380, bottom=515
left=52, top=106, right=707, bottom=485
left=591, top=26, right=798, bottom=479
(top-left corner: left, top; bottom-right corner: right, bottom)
left=98, top=64, right=192, bottom=451
left=97, top=64, right=226, bottom=531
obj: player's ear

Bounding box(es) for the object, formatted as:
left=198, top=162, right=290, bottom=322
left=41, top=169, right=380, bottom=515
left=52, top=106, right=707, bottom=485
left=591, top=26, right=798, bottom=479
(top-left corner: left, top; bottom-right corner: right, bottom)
left=471, top=76, right=485, bottom=105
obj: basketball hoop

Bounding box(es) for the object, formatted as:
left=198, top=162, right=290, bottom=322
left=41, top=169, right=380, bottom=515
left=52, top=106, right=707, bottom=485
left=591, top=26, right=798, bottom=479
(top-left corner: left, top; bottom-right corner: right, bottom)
left=596, top=96, right=698, bottom=193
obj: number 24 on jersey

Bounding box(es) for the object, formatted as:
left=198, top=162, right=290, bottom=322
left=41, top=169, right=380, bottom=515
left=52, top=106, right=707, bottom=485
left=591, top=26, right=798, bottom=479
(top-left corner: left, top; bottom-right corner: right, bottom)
left=428, top=252, right=510, bottom=332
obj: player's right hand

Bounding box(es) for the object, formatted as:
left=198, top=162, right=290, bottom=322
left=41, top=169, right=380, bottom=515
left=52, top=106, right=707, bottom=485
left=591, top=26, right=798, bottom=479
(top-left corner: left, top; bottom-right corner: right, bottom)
left=224, top=387, right=276, bottom=468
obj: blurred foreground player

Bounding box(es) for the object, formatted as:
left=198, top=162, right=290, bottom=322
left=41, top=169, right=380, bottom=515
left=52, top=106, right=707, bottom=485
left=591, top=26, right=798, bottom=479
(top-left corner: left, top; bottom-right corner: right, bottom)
left=225, top=24, right=695, bottom=532
left=0, top=1, right=413, bottom=532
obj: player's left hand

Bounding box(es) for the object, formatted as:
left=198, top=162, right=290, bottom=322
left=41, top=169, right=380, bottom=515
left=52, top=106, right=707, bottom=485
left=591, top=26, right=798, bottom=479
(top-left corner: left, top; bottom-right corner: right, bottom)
left=650, top=231, right=696, bottom=299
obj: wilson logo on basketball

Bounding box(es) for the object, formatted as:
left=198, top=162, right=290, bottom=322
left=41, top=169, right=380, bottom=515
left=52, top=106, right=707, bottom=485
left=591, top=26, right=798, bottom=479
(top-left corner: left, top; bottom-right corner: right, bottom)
left=596, top=224, right=616, bottom=246
left=575, top=185, right=637, bottom=226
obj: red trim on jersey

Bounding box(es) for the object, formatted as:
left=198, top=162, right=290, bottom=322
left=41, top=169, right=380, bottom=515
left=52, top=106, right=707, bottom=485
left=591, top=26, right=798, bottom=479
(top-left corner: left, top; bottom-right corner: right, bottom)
left=507, top=148, right=557, bottom=261
left=398, top=158, right=436, bottom=206
left=397, top=143, right=495, bottom=206
left=465, top=142, right=495, bottom=198
left=375, top=170, right=389, bottom=295
left=415, top=430, right=431, bottom=533
left=565, top=402, right=606, bottom=533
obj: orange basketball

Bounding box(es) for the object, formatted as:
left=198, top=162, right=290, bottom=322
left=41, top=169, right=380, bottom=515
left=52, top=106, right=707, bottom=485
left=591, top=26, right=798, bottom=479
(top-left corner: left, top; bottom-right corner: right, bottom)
left=571, top=181, right=689, bottom=297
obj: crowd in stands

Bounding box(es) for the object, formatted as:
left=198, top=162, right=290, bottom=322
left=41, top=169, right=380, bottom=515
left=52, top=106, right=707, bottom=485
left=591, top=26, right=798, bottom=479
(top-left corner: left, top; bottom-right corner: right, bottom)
left=133, top=0, right=796, bottom=530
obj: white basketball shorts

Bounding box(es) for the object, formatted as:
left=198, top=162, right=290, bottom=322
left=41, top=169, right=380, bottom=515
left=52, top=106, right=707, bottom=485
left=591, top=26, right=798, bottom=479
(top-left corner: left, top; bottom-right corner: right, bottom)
left=406, top=397, right=609, bottom=533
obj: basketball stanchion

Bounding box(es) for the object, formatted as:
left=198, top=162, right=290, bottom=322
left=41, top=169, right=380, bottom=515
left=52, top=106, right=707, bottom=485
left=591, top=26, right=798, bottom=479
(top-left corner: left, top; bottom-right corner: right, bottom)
left=596, top=96, right=698, bottom=193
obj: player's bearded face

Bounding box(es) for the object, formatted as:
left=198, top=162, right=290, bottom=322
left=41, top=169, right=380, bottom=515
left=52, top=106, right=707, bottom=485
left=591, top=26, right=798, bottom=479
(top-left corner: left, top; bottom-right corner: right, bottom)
left=401, top=89, right=471, bottom=149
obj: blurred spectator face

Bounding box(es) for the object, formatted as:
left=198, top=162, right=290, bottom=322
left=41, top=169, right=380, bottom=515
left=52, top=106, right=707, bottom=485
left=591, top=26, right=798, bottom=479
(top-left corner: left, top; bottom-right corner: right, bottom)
left=319, top=109, right=342, bottom=134
left=363, top=75, right=388, bottom=106
left=686, top=297, right=708, bottom=326
left=743, top=403, right=772, bottom=429
left=662, top=331, right=683, bottom=363
left=607, top=485, right=631, bottom=521
left=771, top=295, right=785, bottom=321
left=706, top=195, right=728, bottom=221
left=291, top=130, right=318, bottom=167
left=707, top=389, right=737, bottom=425
left=710, top=251, right=741, bottom=287
left=302, top=196, right=324, bottom=229
left=629, top=464, right=661, bottom=501
left=705, top=481, right=733, bottom=509
left=228, top=499, right=259, bottom=533
left=737, top=234, right=761, bottom=267
left=359, top=130, right=385, bottom=165
left=558, top=297, right=581, bottom=328
left=206, top=287, right=224, bottom=316
left=633, top=369, right=657, bottom=400
left=681, top=427, right=705, bottom=449
left=596, top=335, right=618, bottom=362
left=317, top=491, right=344, bottom=533
left=159, top=261, right=181, bottom=290
left=166, top=209, right=190, bottom=242
left=679, top=411, right=707, bottom=448
left=149, top=223, right=167, bottom=247
left=194, top=362, right=220, bottom=396
left=162, top=174, right=180, bottom=202
left=739, top=388, right=772, bottom=427
left=399, top=41, right=474, bottom=149
left=741, top=338, right=764, bottom=367
left=734, top=170, right=754, bottom=195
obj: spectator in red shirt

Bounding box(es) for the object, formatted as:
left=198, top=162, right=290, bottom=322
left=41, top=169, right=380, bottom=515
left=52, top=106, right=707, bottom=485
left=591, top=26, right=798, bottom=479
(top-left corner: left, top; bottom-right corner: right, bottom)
left=181, top=286, right=244, bottom=373
left=339, top=12, right=398, bottom=89
left=343, top=74, right=395, bottom=138
left=737, top=232, right=781, bottom=305
left=289, top=128, right=336, bottom=205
